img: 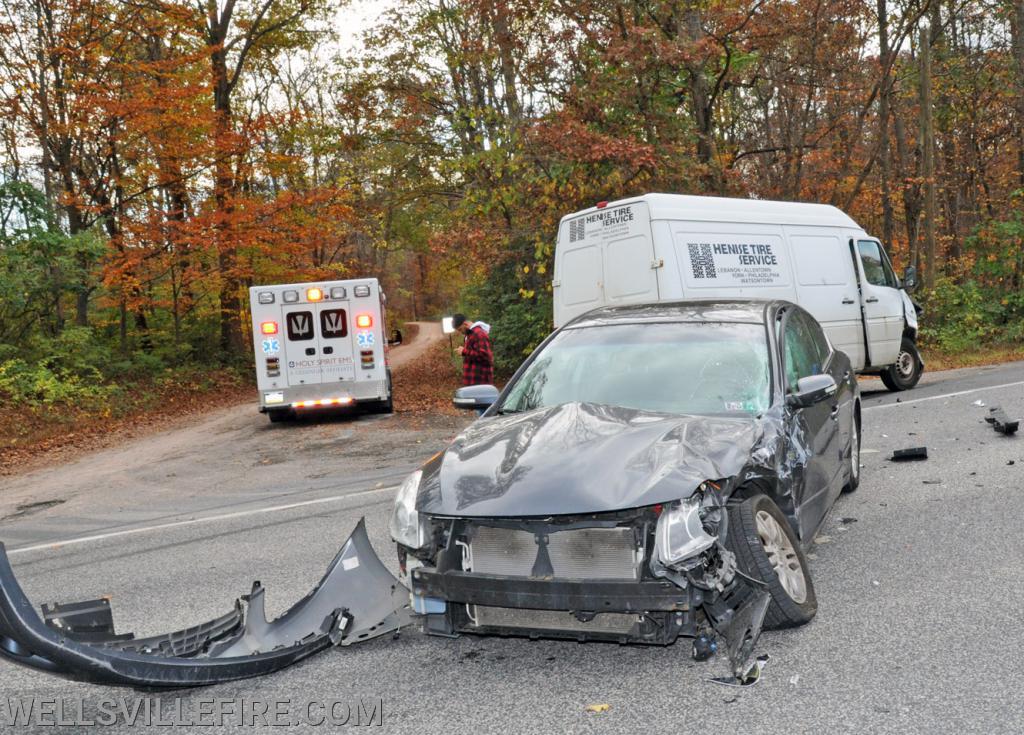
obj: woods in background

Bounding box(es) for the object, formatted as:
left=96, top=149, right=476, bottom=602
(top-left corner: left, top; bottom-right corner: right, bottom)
left=1, top=0, right=1023, bottom=396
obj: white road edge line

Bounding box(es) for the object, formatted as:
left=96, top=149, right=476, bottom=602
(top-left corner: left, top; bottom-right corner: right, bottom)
left=8, top=485, right=399, bottom=556
left=862, top=380, right=1024, bottom=411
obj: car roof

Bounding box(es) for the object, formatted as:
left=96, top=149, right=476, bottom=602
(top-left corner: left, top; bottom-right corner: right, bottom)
left=564, top=299, right=788, bottom=328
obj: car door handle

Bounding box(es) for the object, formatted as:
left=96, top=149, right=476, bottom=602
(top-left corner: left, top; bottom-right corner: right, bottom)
left=830, top=404, right=840, bottom=419
left=865, top=296, right=879, bottom=303
left=842, top=297, right=856, bottom=304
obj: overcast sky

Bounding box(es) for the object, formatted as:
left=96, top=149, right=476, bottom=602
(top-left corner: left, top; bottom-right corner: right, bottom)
left=336, top=0, right=396, bottom=54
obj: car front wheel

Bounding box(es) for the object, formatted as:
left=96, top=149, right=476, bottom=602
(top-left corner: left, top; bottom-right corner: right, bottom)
left=843, top=410, right=861, bottom=493
left=727, top=494, right=817, bottom=629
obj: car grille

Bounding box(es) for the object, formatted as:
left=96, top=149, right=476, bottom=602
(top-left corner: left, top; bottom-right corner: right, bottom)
left=468, top=525, right=640, bottom=580
left=471, top=605, right=640, bottom=635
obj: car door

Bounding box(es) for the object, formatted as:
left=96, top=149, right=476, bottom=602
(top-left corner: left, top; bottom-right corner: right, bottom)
left=854, top=239, right=904, bottom=366
left=779, top=308, right=842, bottom=541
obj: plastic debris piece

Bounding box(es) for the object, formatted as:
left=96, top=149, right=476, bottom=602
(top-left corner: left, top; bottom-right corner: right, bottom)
left=985, top=407, right=1020, bottom=436
left=892, top=447, right=928, bottom=461
left=973, top=400, right=986, bottom=407
left=709, top=654, right=770, bottom=687
left=585, top=704, right=610, bottom=714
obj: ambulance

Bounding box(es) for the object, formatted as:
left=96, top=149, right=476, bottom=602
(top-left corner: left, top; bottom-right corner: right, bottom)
left=553, top=193, right=924, bottom=391
left=248, top=278, right=397, bottom=421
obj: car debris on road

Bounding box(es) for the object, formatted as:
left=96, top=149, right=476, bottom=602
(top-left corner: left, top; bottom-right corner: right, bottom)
left=0, top=519, right=410, bottom=688
left=891, top=447, right=928, bottom=461
left=984, top=407, right=1019, bottom=435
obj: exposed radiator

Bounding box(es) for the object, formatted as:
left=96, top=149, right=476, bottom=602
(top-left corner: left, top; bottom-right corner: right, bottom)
left=467, top=525, right=640, bottom=580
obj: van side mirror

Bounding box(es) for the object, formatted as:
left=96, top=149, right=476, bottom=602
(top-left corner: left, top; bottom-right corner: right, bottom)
left=902, top=265, right=919, bottom=293
left=453, top=384, right=499, bottom=411
left=786, top=374, right=837, bottom=409
left=388, top=329, right=403, bottom=346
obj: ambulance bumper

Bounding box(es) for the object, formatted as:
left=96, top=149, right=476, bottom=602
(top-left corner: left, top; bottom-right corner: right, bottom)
left=258, top=380, right=388, bottom=411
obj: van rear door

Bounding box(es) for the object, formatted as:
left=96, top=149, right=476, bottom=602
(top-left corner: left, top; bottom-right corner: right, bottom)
left=554, top=201, right=659, bottom=326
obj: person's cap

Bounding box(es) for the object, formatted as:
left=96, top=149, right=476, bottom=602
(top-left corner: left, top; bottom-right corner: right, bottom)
left=451, top=313, right=467, bottom=328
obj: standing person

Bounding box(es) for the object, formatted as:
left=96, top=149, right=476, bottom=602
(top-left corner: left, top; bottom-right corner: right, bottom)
left=452, top=313, right=493, bottom=386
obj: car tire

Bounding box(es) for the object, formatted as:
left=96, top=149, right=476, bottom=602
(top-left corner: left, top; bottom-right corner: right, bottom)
left=726, top=494, right=817, bottom=629
left=880, top=337, right=923, bottom=391
left=842, top=408, right=861, bottom=493
left=267, top=409, right=291, bottom=423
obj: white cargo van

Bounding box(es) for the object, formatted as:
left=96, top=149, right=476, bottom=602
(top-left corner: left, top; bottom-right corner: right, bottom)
left=553, top=193, right=923, bottom=391
left=248, top=278, right=397, bottom=421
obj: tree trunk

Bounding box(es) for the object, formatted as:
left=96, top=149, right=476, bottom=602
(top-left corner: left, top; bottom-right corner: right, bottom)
left=919, top=25, right=937, bottom=288
left=877, top=0, right=895, bottom=247
left=210, top=36, right=245, bottom=357
left=1012, top=0, right=1024, bottom=187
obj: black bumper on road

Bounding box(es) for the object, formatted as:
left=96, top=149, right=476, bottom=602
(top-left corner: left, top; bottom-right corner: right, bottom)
left=0, top=519, right=411, bottom=689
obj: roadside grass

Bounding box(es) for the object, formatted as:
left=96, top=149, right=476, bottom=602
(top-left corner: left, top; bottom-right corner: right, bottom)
left=920, top=345, right=1024, bottom=371
left=0, top=367, right=253, bottom=476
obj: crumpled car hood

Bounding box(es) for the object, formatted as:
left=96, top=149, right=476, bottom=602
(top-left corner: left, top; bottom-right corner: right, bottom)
left=418, top=402, right=763, bottom=517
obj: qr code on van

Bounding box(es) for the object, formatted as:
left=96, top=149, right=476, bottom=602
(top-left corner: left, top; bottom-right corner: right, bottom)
left=688, top=244, right=717, bottom=279
left=569, top=218, right=586, bottom=243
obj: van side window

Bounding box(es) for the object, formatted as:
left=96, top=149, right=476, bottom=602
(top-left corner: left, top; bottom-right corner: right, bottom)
left=857, top=240, right=897, bottom=288
left=782, top=312, right=825, bottom=391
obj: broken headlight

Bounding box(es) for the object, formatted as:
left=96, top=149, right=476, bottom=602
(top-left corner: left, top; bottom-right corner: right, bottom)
left=654, top=497, right=717, bottom=568
left=389, top=470, right=428, bottom=549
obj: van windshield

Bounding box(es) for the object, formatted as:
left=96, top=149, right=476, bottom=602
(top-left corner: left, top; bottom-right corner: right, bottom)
left=498, top=322, right=771, bottom=416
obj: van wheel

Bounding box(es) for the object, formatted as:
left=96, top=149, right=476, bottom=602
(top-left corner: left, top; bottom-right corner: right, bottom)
left=880, top=337, right=923, bottom=391
left=726, top=494, right=817, bottom=629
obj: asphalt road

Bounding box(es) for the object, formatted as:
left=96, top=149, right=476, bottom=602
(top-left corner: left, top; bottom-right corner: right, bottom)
left=1, top=361, right=1023, bottom=733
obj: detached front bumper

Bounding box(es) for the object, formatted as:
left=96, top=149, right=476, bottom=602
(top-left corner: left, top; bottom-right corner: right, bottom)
left=0, top=519, right=411, bottom=688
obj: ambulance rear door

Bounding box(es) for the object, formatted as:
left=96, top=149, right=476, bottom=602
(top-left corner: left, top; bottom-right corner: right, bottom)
left=282, top=304, right=323, bottom=386
left=317, top=300, right=356, bottom=384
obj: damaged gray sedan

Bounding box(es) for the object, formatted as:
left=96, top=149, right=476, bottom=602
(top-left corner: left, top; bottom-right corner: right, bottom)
left=391, top=300, right=860, bottom=679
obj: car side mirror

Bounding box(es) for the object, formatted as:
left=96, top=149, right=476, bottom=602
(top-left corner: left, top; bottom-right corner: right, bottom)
left=388, top=329, right=403, bottom=346
left=902, top=265, right=919, bottom=293
left=453, top=384, right=500, bottom=411
left=786, top=374, right=837, bottom=409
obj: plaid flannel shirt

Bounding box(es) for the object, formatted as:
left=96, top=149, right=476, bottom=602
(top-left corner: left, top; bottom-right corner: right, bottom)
left=461, top=325, right=494, bottom=385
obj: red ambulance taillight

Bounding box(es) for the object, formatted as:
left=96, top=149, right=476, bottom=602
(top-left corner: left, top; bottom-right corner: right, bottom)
left=356, top=314, right=373, bottom=328
left=260, top=321, right=278, bottom=335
